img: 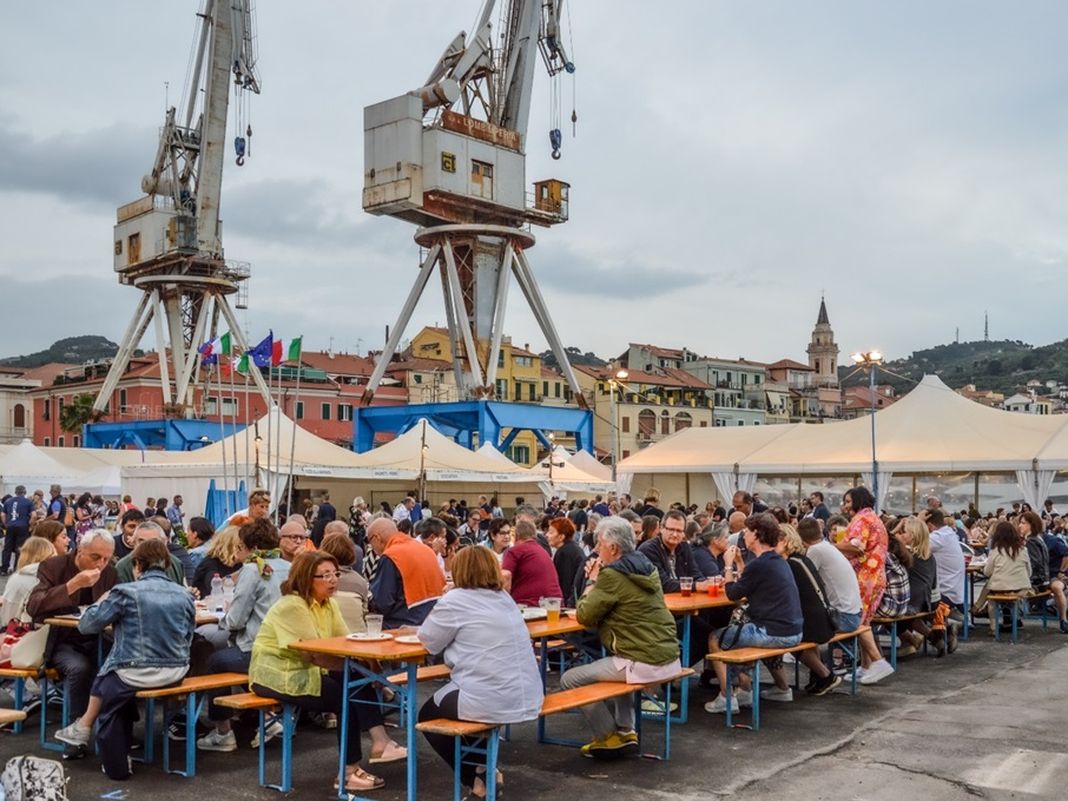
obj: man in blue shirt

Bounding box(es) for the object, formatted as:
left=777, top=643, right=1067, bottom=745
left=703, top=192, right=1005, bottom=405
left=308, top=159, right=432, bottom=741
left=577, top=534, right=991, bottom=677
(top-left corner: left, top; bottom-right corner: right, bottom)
left=1040, top=529, right=1068, bottom=633
left=2, top=485, right=35, bottom=575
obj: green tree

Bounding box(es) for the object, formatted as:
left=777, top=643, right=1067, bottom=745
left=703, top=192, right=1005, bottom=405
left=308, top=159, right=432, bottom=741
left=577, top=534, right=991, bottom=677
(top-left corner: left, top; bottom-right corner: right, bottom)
left=59, top=393, right=104, bottom=434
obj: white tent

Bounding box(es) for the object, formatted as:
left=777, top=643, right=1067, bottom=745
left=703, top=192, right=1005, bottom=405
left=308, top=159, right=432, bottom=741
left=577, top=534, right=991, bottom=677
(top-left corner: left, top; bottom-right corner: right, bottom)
left=475, top=442, right=523, bottom=468
left=618, top=375, right=1068, bottom=510
left=528, top=445, right=616, bottom=498
left=567, top=449, right=613, bottom=482
left=0, top=440, right=80, bottom=494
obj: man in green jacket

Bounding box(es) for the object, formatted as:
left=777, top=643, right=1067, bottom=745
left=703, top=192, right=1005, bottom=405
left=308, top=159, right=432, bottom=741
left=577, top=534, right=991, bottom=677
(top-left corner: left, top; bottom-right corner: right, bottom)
left=561, top=516, right=681, bottom=757
left=114, top=520, right=186, bottom=586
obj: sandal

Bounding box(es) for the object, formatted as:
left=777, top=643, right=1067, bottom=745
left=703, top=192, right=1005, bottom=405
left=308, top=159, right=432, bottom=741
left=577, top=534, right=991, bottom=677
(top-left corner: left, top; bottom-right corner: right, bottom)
left=368, top=742, right=408, bottom=764
left=344, top=768, right=385, bottom=792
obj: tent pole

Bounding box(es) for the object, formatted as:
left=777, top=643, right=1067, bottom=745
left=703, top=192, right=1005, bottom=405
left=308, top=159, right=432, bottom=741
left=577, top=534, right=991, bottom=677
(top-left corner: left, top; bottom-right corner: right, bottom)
left=911, top=476, right=917, bottom=514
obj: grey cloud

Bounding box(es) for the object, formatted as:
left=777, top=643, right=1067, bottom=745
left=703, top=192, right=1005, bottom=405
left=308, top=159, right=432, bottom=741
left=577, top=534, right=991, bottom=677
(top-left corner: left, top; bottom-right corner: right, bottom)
left=533, top=244, right=709, bottom=299
left=0, top=117, right=151, bottom=208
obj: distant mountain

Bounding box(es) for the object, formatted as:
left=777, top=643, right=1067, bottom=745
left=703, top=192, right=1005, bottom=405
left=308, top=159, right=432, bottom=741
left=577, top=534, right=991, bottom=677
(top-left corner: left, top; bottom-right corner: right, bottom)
left=540, top=346, right=608, bottom=372
left=0, top=335, right=121, bottom=368
left=839, top=338, right=1068, bottom=395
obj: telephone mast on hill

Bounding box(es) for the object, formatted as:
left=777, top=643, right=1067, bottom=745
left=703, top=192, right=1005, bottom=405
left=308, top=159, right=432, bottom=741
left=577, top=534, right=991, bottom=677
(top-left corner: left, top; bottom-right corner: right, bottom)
left=93, top=0, right=271, bottom=417
left=359, top=0, right=586, bottom=410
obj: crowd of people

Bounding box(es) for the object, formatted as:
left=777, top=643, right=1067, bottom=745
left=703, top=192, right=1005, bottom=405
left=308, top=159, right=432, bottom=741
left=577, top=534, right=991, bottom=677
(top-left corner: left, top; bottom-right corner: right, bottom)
left=1, top=482, right=1066, bottom=796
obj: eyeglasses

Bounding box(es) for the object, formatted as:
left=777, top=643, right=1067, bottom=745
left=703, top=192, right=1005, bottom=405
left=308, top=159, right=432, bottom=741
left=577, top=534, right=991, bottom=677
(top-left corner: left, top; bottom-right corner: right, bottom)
left=662, top=527, right=686, bottom=535
left=282, top=534, right=309, bottom=541
left=313, top=571, right=341, bottom=581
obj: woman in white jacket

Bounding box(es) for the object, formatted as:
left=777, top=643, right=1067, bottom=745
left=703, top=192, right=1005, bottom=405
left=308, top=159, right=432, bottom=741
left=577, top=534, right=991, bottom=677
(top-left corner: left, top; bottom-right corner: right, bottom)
left=417, top=545, right=543, bottom=800
left=0, top=537, right=56, bottom=625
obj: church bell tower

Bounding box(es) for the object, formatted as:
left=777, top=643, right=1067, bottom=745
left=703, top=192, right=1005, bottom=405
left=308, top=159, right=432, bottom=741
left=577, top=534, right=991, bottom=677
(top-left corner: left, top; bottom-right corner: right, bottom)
left=807, top=296, right=839, bottom=387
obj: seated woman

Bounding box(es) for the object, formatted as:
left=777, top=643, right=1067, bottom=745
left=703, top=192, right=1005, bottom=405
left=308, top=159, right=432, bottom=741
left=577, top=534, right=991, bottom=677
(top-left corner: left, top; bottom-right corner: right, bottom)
left=321, top=532, right=369, bottom=632
left=197, top=519, right=289, bottom=751
left=975, top=520, right=1031, bottom=634
left=893, top=517, right=938, bottom=655
left=0, top=536, right=55, bottom=626
left=190, top=525, right=245, bottom=600
left=777, top=525, right=841, bottom=698
left=417, top=546, right=543, bottom=799
left=31, top=519, right=69, bottom=558
left=705, top=513, right=803, bottom=715
left=250, top=551, right=405, bottom=794
left=485, top=518, right=513, bottom=563
left=66, top=540, right=196, bottom=779
left=1019, top=510, right=1068, bottom=630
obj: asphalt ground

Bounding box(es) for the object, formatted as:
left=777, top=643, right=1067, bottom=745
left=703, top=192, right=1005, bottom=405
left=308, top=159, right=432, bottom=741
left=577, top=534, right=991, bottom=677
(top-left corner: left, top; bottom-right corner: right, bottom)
left=2, top=619, right=1067, bottom=801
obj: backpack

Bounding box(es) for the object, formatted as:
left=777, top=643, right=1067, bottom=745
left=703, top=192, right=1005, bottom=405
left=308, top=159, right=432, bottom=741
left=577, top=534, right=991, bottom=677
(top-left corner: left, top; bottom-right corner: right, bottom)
left=2, top=756, right=68, bottom=801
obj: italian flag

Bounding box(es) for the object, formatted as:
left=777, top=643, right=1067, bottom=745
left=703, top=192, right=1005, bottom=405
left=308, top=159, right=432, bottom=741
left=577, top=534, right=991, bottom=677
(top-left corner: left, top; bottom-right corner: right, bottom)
left=271, top=336, right=303, bottom=365
left=200, top=331, right=232, bottom=360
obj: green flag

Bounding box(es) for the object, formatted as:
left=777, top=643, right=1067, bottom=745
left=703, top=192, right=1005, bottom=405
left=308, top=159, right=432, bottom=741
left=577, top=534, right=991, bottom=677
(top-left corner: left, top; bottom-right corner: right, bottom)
left=220, top=331, right=232, bottom=356
left=236, top=353, right=250, bottom=374
left=287, top=336, right=303, bottom=361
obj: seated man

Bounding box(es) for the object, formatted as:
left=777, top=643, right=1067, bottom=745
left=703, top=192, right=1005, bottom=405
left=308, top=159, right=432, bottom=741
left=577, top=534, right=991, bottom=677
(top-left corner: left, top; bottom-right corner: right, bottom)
left=560, top=516, right=680, bottom=756
left=114, top=520, right=186, bottom=585
left=502, top=520, right=563, bottom=607
left=368, top=518, right=445, bottom=628
left=71, top=540, right=195, bottom=779
left=637, top=509, right=706, bottom=592
left=27, top=529, right=117, bottom=743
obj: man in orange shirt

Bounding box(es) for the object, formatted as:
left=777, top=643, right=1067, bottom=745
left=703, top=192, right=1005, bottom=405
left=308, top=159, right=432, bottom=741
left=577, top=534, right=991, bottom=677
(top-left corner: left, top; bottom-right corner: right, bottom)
left=367, top=518, right=444, bottom=628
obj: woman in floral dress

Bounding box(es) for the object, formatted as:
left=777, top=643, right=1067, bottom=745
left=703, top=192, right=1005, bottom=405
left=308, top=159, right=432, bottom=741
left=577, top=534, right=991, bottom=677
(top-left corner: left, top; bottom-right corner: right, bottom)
left=836, top=486, right=895, bottom=685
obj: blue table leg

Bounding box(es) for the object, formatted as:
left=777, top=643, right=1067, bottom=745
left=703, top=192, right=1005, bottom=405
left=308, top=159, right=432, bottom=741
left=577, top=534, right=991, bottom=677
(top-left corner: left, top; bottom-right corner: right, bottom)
left=336, top=659, right=350, bottom=800
left=452, top=736, right=462, bottom=801
left=751, top=661, right=761, bottom=731
left=406, top=662, right=417, bottom=801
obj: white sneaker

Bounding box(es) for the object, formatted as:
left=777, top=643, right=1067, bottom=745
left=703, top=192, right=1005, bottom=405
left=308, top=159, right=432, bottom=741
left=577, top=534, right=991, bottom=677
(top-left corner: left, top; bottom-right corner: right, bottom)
left=251, top=719, right=284, bottom=748
left=55, top=721, right=91, bottom=747
left=760, top=686, right=794, bottom=703
left=859, top=659, right=895, bottom=685
left=196, top=729, right=237, bottom=752
left=704, top=694, right=740, bottom=714
left=782, top=653, right=796, bottom=664
left=734, top=689, right=753, bottom=708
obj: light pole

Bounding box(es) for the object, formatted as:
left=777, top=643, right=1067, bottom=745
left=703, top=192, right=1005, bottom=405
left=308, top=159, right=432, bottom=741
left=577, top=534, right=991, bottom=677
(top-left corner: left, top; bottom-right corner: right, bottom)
left=542, top=431, right=565, bottom=487
left=609, top=368, right=629, bottom=483
left=850, top=350, right=884, bottom=512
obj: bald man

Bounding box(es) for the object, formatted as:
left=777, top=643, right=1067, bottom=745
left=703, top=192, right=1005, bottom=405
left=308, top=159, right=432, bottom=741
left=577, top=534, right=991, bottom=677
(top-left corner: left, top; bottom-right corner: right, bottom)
left=278, top=521, right=311, bottom=561
left=367, top=518, right=444, bottom=628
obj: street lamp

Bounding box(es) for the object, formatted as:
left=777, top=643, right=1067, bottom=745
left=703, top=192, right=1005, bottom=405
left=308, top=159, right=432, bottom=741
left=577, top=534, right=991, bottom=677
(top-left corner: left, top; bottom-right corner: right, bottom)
left=609, top=368, right=629, bottom=483
left=542, top=431, right=565, bottom=486
left=851, top=350, right=884, bottom=512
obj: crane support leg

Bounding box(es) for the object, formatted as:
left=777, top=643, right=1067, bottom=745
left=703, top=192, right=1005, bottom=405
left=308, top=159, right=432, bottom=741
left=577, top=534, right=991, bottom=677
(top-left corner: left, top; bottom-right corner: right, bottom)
left=511, top=247, right=587, bottom=409
left=359, top=244, right=442, bottom=406
left=437, top=254, right=467, bottom=395
left=484, top=241, right=514, bottom=389
left=92, top=292, right=153, bottom=413
left=443, top=243, right=486, bottom=390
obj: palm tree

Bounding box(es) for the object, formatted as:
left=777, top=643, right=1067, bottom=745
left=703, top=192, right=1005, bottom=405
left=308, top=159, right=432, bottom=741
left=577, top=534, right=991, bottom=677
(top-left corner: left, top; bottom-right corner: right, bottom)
left=59, top=393, right=104, bottom=434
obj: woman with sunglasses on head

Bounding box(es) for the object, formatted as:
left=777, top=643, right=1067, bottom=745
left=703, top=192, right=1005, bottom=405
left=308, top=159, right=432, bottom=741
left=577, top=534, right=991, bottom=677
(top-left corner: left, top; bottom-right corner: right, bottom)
left=250, top=551, right=405, bottom=794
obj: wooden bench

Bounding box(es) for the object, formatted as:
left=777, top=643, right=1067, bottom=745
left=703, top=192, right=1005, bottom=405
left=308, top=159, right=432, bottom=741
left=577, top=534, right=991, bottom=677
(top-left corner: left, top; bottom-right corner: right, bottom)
left=987, top=590, right=1053, bottom=643
left=705, top=627, right=870, bottom=730
left=417, top=669, right=694, bottom=801
left=385, top=663, right=451, bottom=685
left=214, top=692, right=295, bottom=793
left=871, top=611, right=934, bottom=667
left=136, top=672, right=248, bottom=777
left=0, top=666, right=62, bottom=742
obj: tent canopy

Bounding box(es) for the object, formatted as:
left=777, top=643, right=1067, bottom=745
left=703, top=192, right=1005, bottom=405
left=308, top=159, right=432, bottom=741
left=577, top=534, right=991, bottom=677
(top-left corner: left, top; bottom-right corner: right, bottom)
left=619, top=375, right=1065, bottom=477
left=0, top=439, right=80, bottom=493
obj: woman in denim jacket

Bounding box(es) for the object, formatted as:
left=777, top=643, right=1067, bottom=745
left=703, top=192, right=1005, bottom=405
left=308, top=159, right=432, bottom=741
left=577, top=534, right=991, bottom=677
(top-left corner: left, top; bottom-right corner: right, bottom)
left=59, top=539, right=195, bottom=779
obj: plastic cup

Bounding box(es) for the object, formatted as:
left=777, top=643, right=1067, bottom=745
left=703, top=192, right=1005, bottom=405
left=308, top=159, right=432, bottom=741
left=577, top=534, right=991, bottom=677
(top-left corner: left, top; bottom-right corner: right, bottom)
left=365, top=614, right=384, bottom=637
left=680, top=577, right=694, bottom=597
left=540, top=597, right=562, bottom=624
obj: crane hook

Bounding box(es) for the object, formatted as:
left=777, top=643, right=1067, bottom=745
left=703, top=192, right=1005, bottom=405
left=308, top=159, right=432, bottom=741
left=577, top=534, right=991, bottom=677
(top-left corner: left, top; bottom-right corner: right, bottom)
left=234, top=135, right=247, bottom=166
left=549, top=128, right=563, bottom=160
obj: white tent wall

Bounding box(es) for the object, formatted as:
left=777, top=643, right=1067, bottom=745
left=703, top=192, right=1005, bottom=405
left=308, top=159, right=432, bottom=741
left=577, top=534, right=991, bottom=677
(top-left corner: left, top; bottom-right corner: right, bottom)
left=292, top=477, right=552, bottom=516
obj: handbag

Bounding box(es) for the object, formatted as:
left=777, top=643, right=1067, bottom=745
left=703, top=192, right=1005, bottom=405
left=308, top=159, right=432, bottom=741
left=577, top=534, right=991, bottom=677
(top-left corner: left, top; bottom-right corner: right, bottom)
left=793, top=556, right=839, bottom=636
left=720, top=605, right=751, bottom=650
left=9, top=624, right=50, bottom=670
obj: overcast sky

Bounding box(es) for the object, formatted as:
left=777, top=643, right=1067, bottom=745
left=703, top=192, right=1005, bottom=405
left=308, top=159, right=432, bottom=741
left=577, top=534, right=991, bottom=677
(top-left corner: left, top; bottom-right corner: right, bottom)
left=2, top=2, right=1067, bottom=367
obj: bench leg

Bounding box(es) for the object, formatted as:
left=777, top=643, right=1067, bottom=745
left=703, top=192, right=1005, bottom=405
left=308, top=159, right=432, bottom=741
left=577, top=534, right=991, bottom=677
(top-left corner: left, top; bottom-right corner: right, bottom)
left=485, top=733, right=499, bottom=801
left=723, top=665, right=734, bottom=729
left=751, top=661, right=761, bottom=732
left=888, top=622, right=898, bottom=670
left=663, top=680, right=673, bottom=760
left=1011, top=602, right=1019, bottom=644
left=143, top=697, right=155, bottom=763
left=12, top=677, right=24, bottom=735
left=674, top=614, right=691, bottom=725
left=38, top=676, right=68, bottom=754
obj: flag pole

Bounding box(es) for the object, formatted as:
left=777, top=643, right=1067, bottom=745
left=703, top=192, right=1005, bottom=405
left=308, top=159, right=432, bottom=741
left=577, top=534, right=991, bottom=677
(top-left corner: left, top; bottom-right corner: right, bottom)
left=244, top=365, right=251, bottom=501
left=228, top=347, right=240, bottom=516
left=215, top=360, right=229, bottom=518
left=286, top=336, right=303, bottom=520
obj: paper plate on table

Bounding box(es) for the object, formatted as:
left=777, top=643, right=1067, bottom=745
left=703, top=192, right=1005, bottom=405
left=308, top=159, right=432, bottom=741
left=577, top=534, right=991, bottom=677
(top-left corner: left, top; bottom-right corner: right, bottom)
left=520, top=607, right=547, bottom=621
left=347, top=632, right=393, bottom=641
left=394, top=634, right=422, bottom=645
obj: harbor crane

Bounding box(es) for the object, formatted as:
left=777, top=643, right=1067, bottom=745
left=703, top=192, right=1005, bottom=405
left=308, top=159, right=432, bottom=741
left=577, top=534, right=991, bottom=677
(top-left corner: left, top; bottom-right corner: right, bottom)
left=93, top=0, right=272, bottom=416
left=360, top=0, right=586, bottom=409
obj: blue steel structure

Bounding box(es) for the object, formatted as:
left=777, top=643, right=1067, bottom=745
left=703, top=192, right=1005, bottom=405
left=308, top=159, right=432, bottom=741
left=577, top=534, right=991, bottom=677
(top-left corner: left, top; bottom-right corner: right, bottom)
left=353, top=401, right=593, bottom=455
left=83, top=419, right=245, bottom=451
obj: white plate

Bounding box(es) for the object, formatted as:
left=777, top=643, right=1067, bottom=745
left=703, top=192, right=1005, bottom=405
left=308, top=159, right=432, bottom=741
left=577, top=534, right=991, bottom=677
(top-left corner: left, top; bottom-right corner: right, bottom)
left=520, top=607, right=547, bottom=621
left=394, top=634, right=422, bottom=645
left=347, top=632, right=394, bottom=641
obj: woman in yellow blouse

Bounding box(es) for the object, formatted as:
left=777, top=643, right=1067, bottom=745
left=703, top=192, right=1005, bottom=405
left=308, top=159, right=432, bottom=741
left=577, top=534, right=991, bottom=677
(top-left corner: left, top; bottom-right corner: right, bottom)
left=250, top=551, right=406, bottom=793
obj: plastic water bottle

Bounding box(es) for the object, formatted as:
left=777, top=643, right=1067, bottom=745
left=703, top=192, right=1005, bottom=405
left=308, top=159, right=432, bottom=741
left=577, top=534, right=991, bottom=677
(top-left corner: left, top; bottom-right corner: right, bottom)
left=222, top=574, right=236, bottom=611
left=209, top=573, right=224, bottom=611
